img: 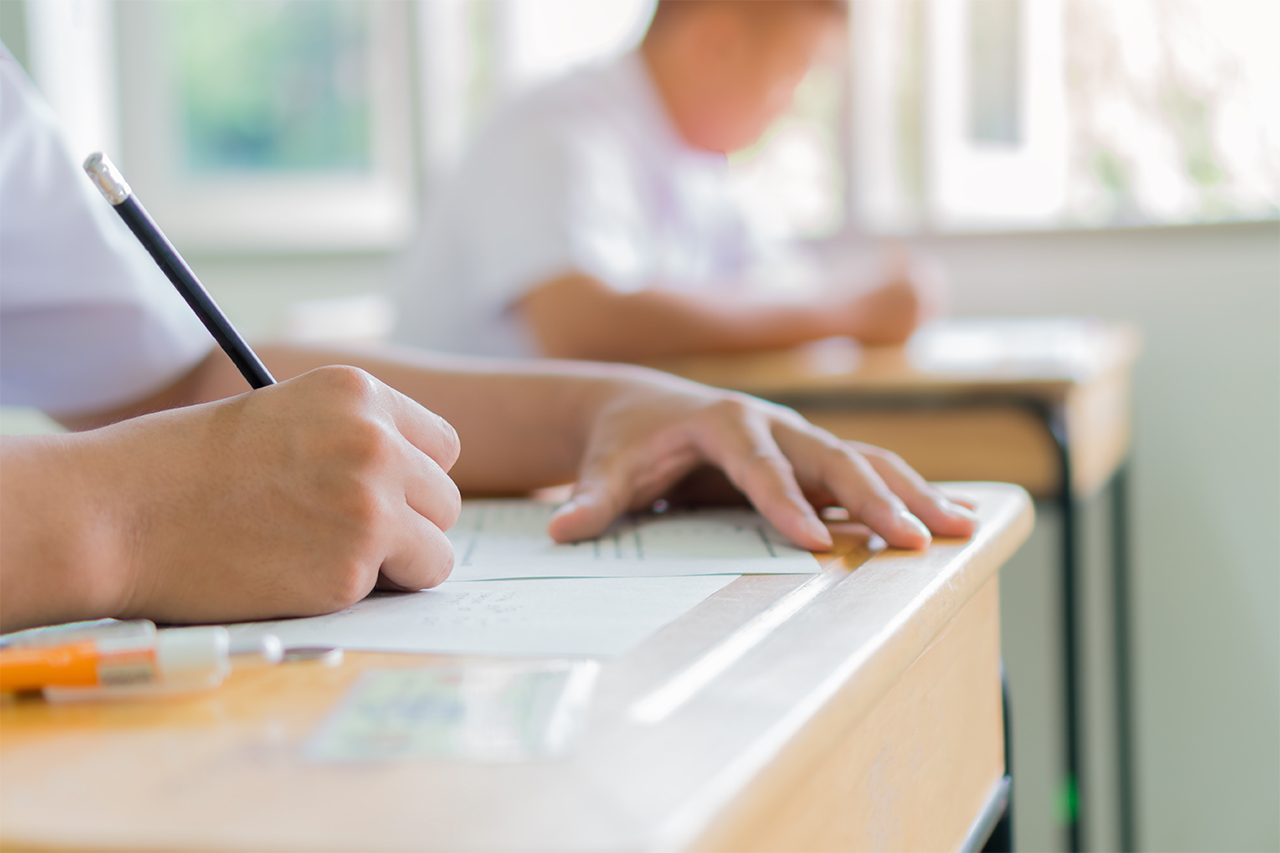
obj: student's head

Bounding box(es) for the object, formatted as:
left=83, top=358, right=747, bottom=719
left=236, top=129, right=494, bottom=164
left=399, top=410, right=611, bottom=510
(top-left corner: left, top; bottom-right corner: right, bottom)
left=641, top=0, right=845, bottom=154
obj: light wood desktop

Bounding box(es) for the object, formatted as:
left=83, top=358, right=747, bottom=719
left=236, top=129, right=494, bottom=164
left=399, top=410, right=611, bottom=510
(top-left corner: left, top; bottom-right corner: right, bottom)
left=646, top=319, right=1139, bottom=499
left=0, top=483, right=1031, bottom=853
left=646, top=318, right=1142, bottom=853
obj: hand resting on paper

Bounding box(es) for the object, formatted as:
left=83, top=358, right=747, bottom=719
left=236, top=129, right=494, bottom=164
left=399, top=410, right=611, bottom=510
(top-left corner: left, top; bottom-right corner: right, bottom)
left=545, top=372, right=976, bottom=552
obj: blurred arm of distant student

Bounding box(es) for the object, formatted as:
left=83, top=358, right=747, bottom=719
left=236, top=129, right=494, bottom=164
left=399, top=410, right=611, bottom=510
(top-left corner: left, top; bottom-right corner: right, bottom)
left=517, top=249, right=945, bottom=361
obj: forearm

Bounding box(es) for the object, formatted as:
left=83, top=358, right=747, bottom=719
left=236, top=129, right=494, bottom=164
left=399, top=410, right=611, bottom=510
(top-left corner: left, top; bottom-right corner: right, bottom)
left=520, top=274, right=841, bottom=361
left=50, top=344, right=682, bottom=493
left=253, top=344, right=692, bottom=493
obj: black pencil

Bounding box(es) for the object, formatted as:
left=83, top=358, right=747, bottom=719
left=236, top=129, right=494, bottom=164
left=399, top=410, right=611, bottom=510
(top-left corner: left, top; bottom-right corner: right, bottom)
left=83, top=152, right=276, bottom=390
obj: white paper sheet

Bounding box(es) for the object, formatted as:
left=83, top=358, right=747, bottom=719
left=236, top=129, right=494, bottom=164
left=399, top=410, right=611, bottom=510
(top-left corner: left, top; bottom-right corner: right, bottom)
left=447, top=500, right=819, bottom=581
left=225, top=575, right=737, bottom=658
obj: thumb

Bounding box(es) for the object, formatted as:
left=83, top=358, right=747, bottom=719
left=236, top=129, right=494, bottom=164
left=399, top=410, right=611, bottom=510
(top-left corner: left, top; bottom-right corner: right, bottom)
left=547, top=455, right=634, bottom=542
left=547, top=488, right=613, bottom=543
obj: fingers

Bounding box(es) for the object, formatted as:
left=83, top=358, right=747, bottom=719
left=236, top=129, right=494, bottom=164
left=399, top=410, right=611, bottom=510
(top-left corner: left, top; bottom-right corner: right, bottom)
left=547, top=450, right=655, bottom=543
left=548, top=385, right=974, bottom=557
left=778, top=428, right=932, bottom=550
left=378, top=502, right=456, bottom=591
left=381, top=385, right=461, bottom=473
left=299, top=365, right=461, bottom=471
left=774, top=423, right=977, bottom=550
left=848, top=442, right=978, bottom=538
left=694, top=406, right=833, bottom=551
left=290, top=366, right=463, bottom=587
left=397, top=443, right=463, bottom=534
left=547, top=483, right=619, bottom=544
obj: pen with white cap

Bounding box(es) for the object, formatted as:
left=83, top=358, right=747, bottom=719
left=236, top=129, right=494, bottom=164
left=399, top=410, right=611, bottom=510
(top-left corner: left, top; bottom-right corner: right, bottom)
left=82, top=152, right=275, bottom=390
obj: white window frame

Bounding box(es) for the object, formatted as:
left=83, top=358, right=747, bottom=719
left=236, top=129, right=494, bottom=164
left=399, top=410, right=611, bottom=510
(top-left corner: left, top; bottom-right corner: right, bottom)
left=23, top=0, right=119, bottom=162
left=849, top=0, right=1068, bottom=235
left=114, top=0, right=417, bottom=253
left=924, top=0, right=1067, bottom=230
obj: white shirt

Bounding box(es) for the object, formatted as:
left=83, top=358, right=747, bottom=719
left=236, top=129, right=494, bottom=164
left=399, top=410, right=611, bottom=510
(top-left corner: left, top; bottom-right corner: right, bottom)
left=0, top=51, right=211, bottom=416
left=392, top=51, right=758, bottom=358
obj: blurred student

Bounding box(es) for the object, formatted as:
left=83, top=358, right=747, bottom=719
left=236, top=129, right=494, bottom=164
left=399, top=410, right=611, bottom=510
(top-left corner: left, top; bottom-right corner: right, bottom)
left=0, top=48, right=975, bottom=633
left=394, top=0, right=941, bottom=361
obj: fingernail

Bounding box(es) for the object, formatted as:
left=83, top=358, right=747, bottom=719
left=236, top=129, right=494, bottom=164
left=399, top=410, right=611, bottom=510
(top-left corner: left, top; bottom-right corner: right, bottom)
left=898, top=508, right=931, bottom=541
left=938, top=498, right=978, bottom=522
left=550, top=499, right=578, bottom=521
left=806, top=516, right=833, bottom=548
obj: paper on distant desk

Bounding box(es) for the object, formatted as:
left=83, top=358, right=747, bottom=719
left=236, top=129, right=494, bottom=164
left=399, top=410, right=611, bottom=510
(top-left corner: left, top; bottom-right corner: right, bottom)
left=447, top=500, right=819, bottom=581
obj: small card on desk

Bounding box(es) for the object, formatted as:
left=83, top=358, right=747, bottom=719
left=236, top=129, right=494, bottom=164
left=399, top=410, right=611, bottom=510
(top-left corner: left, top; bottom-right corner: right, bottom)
left=307, top=660, right=600, bottom=762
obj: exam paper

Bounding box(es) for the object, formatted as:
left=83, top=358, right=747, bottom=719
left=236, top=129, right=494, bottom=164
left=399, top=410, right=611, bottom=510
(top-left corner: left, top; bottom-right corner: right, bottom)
left=224, top=501, right=814, bottom=657
left=225, top=575, right=737, bottom=658
left=447, top=500, right=819, bottom=581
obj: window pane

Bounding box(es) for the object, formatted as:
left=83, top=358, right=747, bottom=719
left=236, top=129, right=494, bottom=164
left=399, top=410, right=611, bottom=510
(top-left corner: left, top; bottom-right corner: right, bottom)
left=969, top=0, right=1022, bottom=146
left=170, top=0, right=372, bottom=174
left=1064, top=0, right=1280, bottom=225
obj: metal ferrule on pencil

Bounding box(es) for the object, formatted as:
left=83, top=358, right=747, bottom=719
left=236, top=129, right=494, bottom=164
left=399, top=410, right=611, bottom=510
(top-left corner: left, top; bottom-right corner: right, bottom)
left=83, top=152, right=133, bottom=206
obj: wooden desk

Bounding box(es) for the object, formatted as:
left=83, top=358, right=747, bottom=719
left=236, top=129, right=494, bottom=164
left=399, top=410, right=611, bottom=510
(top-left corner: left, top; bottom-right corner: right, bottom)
left=647, top=319, right=1141, bottom=853
left=0, top=483, right=1031, bottom=852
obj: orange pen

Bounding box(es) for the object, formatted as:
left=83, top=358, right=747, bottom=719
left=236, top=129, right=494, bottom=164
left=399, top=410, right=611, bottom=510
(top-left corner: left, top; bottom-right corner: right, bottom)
left=0, top=627, right=231, bottom=696
left=0, top=640, right=156, bottom=692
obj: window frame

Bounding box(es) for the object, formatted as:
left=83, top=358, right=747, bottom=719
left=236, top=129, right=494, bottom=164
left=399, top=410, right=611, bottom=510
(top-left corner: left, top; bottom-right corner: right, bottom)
left=114, top=0, right=418, bottom=253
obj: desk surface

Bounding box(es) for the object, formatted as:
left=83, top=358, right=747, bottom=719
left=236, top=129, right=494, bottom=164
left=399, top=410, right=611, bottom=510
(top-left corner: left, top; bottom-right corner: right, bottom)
left=645, top=318, right=1141, bottom=401
left=648, top=320, right=1140, bottom=498
left=0, top=483, right=1032, bottom=853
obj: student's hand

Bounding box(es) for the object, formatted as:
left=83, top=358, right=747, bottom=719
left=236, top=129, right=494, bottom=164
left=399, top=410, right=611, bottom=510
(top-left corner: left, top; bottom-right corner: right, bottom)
left=546, top=378, right=976, bottom=552
left=841, top=247, right=947, bottom=346
left=2, top=366, right=461, bottom=630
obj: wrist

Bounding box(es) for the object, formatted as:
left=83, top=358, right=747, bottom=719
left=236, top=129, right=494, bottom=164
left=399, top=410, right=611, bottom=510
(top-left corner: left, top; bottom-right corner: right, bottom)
left=0, top=433, right=135, bottom=630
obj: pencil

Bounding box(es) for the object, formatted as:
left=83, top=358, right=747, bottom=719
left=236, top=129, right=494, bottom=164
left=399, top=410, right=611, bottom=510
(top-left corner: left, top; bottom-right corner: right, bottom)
left=82, top=152, right=276, bottom=389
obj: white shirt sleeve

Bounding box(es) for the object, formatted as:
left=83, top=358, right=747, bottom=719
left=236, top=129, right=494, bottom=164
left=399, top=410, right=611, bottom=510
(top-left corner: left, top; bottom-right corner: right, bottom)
left=451, top=114, right=653, bottom=318
left=0, top=52, right=212, bottom=416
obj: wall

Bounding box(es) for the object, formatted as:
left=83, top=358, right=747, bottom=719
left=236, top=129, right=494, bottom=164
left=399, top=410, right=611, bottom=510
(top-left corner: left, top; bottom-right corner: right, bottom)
left=921, top=221, right=1279, bottom=852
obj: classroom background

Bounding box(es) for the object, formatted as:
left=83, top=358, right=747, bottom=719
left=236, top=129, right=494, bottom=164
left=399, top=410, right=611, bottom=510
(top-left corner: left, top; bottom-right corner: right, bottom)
left=0, top=1, right=1275, bottom=850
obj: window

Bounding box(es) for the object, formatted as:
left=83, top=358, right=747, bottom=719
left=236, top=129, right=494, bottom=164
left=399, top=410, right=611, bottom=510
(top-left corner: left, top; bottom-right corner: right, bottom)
left=416, top=0, right=652, bottom=184
left=16, top=0, right=1275, bottom=250
left=849, top=0, right=1279, bottom=233
left=115, top=0, right=416, bottom=252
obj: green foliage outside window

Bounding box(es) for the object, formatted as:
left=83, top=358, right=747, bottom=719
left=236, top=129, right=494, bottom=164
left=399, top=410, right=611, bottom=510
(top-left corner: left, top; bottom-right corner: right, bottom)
left=171, top=0, right=371, bottom=174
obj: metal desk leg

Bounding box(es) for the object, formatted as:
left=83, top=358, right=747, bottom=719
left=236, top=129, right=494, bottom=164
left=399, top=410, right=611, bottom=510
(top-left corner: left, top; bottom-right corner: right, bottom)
left=1112, top=463, right=1137, bottom=852
left=1045, top=406, right=1083, bottom=853
left=982, top=664, right=1015, bottom=853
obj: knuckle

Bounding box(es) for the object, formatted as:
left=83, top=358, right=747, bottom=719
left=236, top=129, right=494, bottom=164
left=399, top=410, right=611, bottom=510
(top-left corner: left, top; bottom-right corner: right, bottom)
left=821, top=443, right=855, bottom=472
left=323, top=558, right=377, bottom=611
left=333, top=416, right=396, bottom=468
left=702, top=396, right=749, bottom=425
left=879, top=449, right=908, bottom=469
left=341, top=485, right=384, bottom=531
left=748, top=450, right=792, bottom=473
left=311, top=364, right=381, bottom=407
left=737, top=449, right=794, bottom=485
